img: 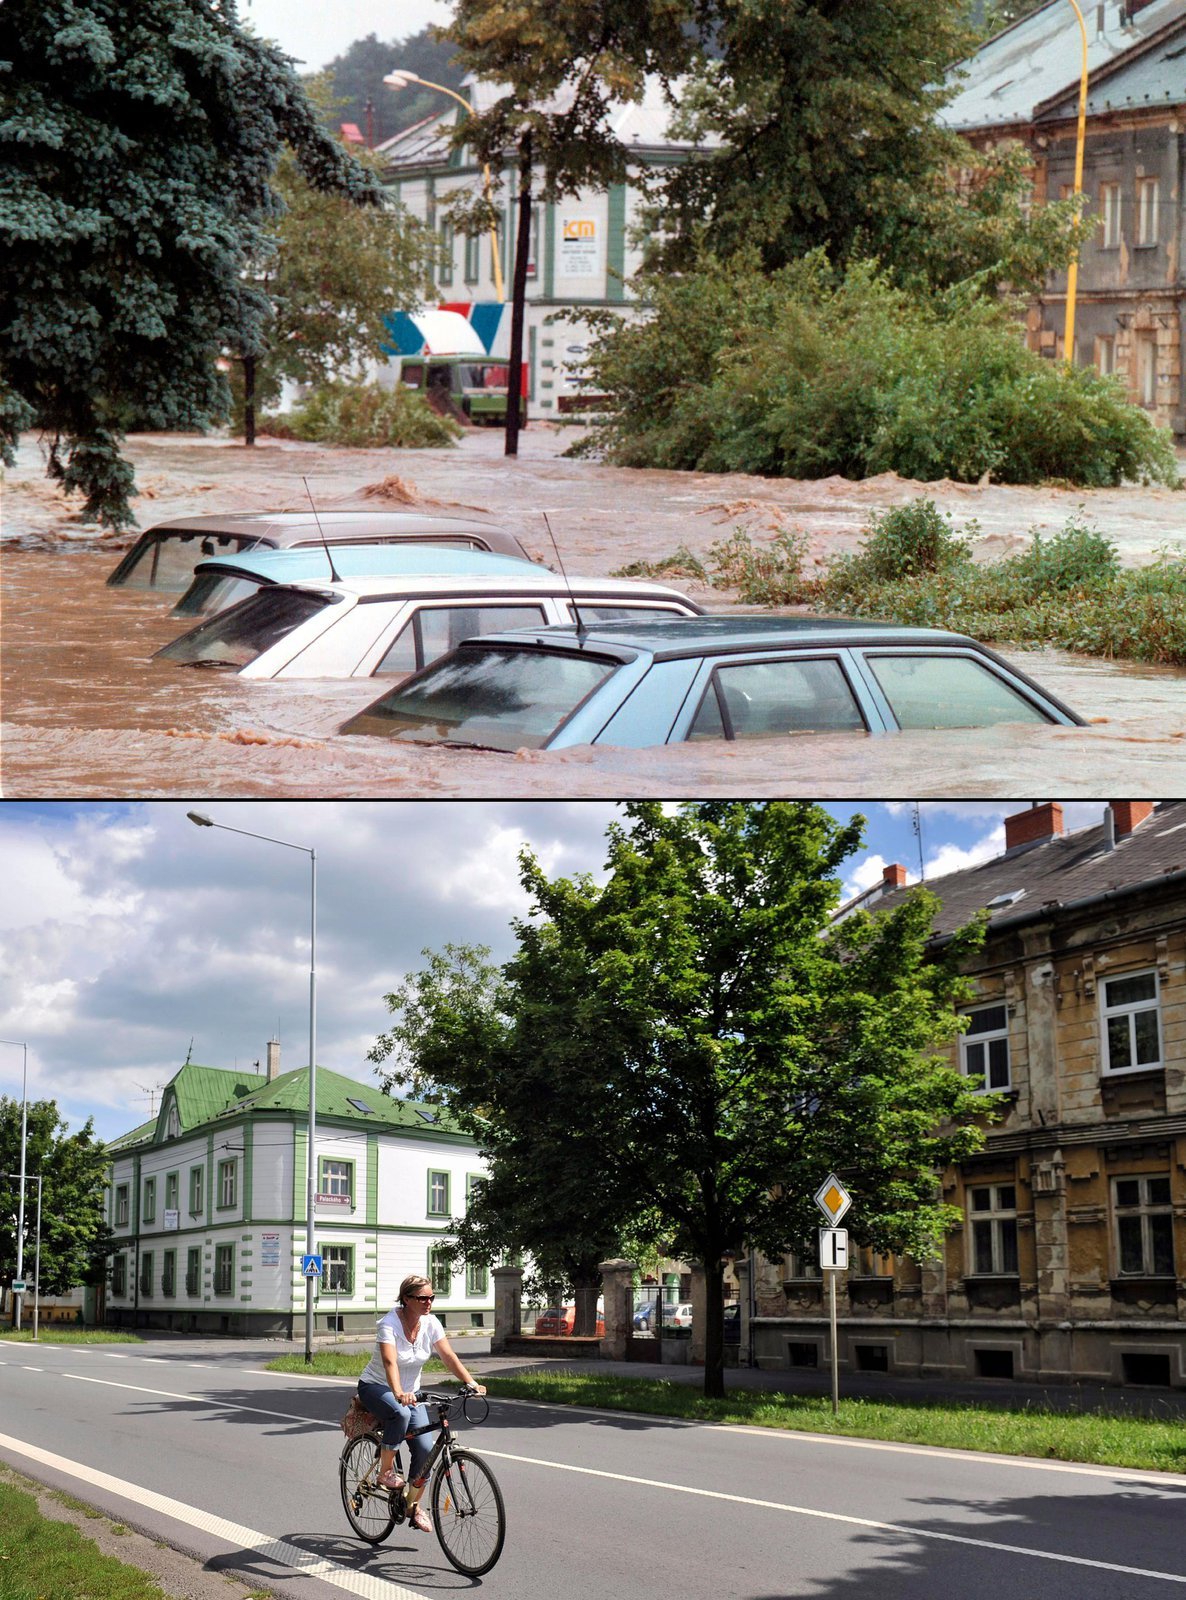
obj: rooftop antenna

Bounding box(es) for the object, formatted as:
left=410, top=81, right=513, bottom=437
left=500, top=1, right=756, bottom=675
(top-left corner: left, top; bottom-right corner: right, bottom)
left=302, top=475, right=342, bottom=583
left=912, top=803, right=925, bottom=882
left=183, top=1036, right=194, bottom=1065
left=137, top=1082, right=167, bottom=1117
left=542, top=510, right=585, bottom=639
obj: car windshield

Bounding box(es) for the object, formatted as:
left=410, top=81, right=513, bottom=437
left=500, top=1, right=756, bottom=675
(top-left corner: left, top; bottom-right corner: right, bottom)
left=172, top=573, right=260, bottom=617
left=155, top=588, right=332, bottom=668
left=108, top=531, right=256, bottom=590
left=341, top=645, right=617, bottom=750
left=864, top=653, right=1051, bottom=728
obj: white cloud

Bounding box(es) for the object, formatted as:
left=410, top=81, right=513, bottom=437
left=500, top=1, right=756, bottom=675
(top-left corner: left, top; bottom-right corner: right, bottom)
left=924, top=823, right=1006, bottom=881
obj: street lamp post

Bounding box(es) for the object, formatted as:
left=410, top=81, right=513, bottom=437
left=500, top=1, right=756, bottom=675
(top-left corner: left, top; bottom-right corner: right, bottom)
left=187, top=812, right=318, bottom=1364
left=1062, top=0, right=1090, bottom=363
left=1, top=1171, right=39, bottom=1340
left=1, top=1040, right=29, bottom=1331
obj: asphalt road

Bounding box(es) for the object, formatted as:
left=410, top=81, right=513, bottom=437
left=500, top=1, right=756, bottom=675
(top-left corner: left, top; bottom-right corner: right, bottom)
left=3, top=1340, right=1186, bottom=1600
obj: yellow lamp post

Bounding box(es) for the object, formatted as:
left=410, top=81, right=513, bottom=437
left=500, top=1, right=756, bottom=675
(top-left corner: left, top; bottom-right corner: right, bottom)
left=1062, top=0, right=1090, bottom=363
left=383, top=71, right=505, bottom=303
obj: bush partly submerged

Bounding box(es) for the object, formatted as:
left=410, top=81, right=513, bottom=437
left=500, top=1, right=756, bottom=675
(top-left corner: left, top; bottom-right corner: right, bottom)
left=265, top=381, right=462, bottom=448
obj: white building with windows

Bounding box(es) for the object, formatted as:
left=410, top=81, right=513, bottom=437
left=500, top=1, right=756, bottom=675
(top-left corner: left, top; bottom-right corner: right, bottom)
left=104, top=1043, right=490, bottom=1337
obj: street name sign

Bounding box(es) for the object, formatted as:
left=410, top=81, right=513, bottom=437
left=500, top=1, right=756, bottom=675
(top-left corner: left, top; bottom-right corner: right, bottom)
left=301, top=1254, right=323, bottom=1278
left=11, top=1280, right=25, bottom=1293
left=819, top=1228, right=849, bottom=1270
left=314, top=1193, right=351, bottom=1206
left=814, top=1174, right=852, bottom=1226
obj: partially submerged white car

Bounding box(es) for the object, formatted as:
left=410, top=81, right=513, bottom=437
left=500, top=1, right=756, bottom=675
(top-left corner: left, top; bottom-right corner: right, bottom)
left=154, top=547, right=703, bottom=680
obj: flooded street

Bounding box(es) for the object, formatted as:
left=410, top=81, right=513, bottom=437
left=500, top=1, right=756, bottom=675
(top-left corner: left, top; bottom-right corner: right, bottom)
left=3, top=427, right=1186, bottom=797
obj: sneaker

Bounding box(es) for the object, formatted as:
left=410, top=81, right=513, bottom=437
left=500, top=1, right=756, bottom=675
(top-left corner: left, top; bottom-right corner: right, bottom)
left=377, top=1468, right=405, bottom=1491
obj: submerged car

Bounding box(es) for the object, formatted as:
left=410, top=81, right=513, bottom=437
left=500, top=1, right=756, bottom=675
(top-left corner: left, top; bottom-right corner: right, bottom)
left=106, top=510, right=532, bottom=594
left=338, top=616, right=1085, bottom=750
left=154, top=551, right=702, bottom=679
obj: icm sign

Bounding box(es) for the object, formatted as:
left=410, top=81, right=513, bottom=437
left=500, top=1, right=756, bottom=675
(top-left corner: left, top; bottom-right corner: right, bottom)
left=558, top=217, right=599, bottom=279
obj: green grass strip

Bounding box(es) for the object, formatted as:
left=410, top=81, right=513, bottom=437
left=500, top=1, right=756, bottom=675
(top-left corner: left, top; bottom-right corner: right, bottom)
left=266, top=1354, right=1186, bottom=1475
left=0, top=1329, right=143, bottom=1345
left=0, top=1477, right=169, bottom=1600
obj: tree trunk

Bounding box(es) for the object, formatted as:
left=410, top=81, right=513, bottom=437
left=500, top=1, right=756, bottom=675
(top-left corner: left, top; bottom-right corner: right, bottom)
left=504, top=130, right=532, bottom=459
left=572, top=1273, right=600, bottom=1337
left=243, top=354, right=256, bottom=447
left=702, top=1256, right=726, bottom=1399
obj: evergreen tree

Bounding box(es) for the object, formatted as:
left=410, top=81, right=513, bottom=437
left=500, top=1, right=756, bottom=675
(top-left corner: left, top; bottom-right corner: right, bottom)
left=0, top=0, right=382, bottom=528
left=314, top=29, right=467, bottom=148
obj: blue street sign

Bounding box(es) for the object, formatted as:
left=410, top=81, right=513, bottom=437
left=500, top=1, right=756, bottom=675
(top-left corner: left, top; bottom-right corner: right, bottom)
left=301, top=1254, right=323, bottom=1278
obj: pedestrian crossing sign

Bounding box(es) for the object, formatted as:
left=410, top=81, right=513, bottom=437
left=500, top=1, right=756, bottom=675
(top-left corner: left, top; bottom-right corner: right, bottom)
left=301, top=1254, right=323, bottom=1278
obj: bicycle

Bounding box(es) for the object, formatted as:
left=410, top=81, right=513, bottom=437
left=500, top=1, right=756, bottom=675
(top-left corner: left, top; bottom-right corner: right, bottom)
left=339, top=1385, right=506, bottom=1576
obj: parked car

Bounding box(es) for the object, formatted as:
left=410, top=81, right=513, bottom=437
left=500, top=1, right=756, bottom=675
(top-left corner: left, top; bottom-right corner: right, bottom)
left=666, top=1302, right=694, bottom=1330
left=338, top=616, right=1085, bottom=749
left=533, top=1304, right=605, bottom=1336
left=632, top=1299, right=659, bottom=1331
left=723, top=1302, right=740, bottom=1344
left=154, top=553, right=702, bottom=679
left=106, top=510, right=533, bottom=594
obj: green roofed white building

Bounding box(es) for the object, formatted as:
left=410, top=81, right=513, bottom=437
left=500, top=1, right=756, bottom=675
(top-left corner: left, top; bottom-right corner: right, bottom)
left=103, top=1041, right=489, bottom=1337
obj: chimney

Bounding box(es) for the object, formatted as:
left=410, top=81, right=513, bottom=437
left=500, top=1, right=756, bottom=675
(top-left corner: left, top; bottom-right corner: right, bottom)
left=266, top=1038, right=281, bottom=1081
left=1110, top=800, right=1154, bottom=838
left=1005, top=802, right=1064, bottom=853
left=883, top=863, right=909, bottom=889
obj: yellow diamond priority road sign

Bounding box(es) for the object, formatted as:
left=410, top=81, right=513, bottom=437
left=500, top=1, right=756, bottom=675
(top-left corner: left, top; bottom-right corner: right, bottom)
left=814, top=1174, right=852, bottom=1226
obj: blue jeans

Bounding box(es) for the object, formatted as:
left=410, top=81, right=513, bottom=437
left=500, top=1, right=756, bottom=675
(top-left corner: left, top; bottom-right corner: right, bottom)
left=357, top=1380, right=436, bottom=1481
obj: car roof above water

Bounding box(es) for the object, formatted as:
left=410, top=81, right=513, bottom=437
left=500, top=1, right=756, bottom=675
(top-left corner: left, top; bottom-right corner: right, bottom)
left=192, top=544, right=547, bottom=585
left=146, top=509, right=513, bottom=542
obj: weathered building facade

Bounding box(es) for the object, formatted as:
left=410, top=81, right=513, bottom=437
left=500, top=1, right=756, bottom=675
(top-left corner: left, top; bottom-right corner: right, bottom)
left=942, top=0, right=1186, bottom=437
left=751, top=800, right=1186, bottom=1389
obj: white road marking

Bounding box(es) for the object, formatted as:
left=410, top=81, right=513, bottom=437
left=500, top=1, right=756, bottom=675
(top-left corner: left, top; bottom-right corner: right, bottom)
left=0, top=1429, right=430, bottom=1600
left=478, top=1446, right=1186, bottom=1582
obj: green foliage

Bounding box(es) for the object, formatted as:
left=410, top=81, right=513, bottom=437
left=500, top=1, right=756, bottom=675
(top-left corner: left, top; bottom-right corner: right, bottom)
left=574, top=253, right=1182, bottom=489
left=848, top=501, right=975, bottom=581
left=266, top=381, right=462, bottom=447
left=371, top=802, right=992, bottom=1397
left=0, top=1099, right=114, bottom=1299
left=999, top=515, right=1120, bottom=589
left=0, top=0, right=383, bottom=528
left=0, top=1476, right=172, bottom=1600
left=313, top=29, right=467, bottom=147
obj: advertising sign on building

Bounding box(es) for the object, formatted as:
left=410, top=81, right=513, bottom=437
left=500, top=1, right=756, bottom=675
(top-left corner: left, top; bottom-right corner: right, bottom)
left=260, top=1231, right=281, bottom=1266
left=558, top=217, right=599, bottom=279
left=163, top=1209, right=179, bottom=1231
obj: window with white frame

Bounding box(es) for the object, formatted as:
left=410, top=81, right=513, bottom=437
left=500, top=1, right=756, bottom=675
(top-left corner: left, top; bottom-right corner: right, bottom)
left=217, top=1158, right=236, bottom=1209
left=464, top=230, right=480, bottom=283
left=960, top=1003, right=1011, bottom=1091
left=466, top=1261, right=489, bottom=1296
left=1136, top=177, right=1159, bottom=246
left=115, top=1184, right=129, bottom=1227
left=321, top=1159, right=352, bottom=1199
left=1096, top=335, right=1115, bottom=376
left=1113, top=1174, right=1174, bottom=1276
left=323, top=1244, right=353, bottom=1294
left=428, top=1169, right=450, bottom=1216
left=1136, top=336, right=1157, bottom=407
left=968, top=1183, right=1018, bottom=1275
left=143, top=1175, right=156, bottom=1222
left=1099, top=181, right=1121, bottom=248
left=189, top=1165, right=203, bottom=1215
left=214, top=1243, right=234, bottom=1295
left=1101, top=970, right=1161, bottom=1073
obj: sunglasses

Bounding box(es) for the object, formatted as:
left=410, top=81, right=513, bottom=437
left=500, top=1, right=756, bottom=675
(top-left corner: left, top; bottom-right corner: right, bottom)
left=408, top=1293, right=435, bottom=1302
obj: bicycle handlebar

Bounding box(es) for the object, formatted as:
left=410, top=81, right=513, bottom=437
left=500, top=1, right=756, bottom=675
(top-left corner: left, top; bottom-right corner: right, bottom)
left=414, top=1385, right=489, bottom=1423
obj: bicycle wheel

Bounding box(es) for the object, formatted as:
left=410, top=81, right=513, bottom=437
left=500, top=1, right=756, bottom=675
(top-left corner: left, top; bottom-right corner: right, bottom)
left=340, top=1435, right=397, bottom=1544
left=431, top=1447, right=506, bottom=1576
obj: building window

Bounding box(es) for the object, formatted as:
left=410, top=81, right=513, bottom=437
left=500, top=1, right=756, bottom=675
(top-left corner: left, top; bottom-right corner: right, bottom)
left=464, top=230, right=480, bottom=283
left=856, top=1247, right=894, bottom=1277
left=429, top=1245, right=452, bottom=1295
left=217, top=1159, right=237, bottom=1210
left=428, top=1170, right=450, bottom=1216
left=165, top=1172, right=179, bottom=1214
left=189, top=1165, right=204, bottom=1216
left=960, top=1004, right=1010, bottom=1091
left=438, top=220, right=454, bottom=285
left=783, top=1249, right=821, bottom=1280
left=320, top=1159, right=353, bottom=1200
left=466, top=1261, right=489, bottom=1296
left=465, top=1172, right=483, bottom=1211
left=1101, top=970, right=1161, bottom=1073
left=526, top=205, right=540, bottom=278
left=968, top=1183, right=1018, bottom=1275
left=112, top=1254, right=127, bottom=1297
left=115, top=1184, right=129, bottom=1227
left=1136, top=336, right=1157, bottom=408
left=1136, top=177, right=1159, bottom=246
left=1096, top=335, right=1115, bottom=376
left=1099, top=181, right=1121, bottom=248
left=140, top=1251, right=153, bottom=1298
left=143, top=1176, right=156, bottom=1223
left=214, top=1243, right=234, bottom=1296
left=1114, top=1175, right=1174, bottom=1276
left=186, top=1246, right=201, bottom=1298
left=162, top=1250, right=176, bottom=1297
left=322, top=1244, right=353, bottom=1295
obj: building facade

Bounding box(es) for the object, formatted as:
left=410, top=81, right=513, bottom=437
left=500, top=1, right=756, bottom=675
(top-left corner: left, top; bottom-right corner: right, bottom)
left=942, top=0, right=1186, bottom=437
left=104, top=1045, right=491, bottom=1336
left=752, top=800, right=1186, bottom=1390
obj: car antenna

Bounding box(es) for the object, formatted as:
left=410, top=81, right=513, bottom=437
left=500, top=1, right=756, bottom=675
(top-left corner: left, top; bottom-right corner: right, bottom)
left=301, top=475, right=341, bottom=583
left=542, top=510, right=585, bottom=639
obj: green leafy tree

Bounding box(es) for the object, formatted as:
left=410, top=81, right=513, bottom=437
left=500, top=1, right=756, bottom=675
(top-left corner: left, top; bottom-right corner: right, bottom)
left=0, top=1099, right=114, bottom=1308
left=0, top=0, right=382, bottom=528
left=315, top=29, right=467, bottom=147
left=372, top=802, right=993, bottom=1398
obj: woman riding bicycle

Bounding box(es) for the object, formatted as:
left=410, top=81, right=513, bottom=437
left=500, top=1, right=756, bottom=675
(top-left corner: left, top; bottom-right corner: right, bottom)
left=357, top=1273, right=487, bottom=1533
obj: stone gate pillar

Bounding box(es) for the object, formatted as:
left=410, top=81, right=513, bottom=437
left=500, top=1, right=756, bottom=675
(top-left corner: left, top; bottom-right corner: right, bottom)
left=490, top=1264, right=524, bottom=1355
left=598, top=1258, right=637, bottom=1360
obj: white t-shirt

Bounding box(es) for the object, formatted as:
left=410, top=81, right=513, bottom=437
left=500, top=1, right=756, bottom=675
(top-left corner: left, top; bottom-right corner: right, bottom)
left=360, top=1308, right=445, bottom=1393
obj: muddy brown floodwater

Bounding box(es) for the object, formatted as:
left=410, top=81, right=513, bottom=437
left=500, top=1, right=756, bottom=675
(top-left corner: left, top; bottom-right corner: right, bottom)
left=3, top=427, right=1186, bottom=798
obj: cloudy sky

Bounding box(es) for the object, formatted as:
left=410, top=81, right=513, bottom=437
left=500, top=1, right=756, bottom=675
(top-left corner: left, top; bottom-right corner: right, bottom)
left=241, top=0, right=453, bottom=72
left=0, top=800, right=1110, bottom=1145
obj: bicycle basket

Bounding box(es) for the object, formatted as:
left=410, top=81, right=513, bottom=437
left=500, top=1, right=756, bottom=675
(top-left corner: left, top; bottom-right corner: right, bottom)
left=341, top=1396, right=379, bottom=1440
